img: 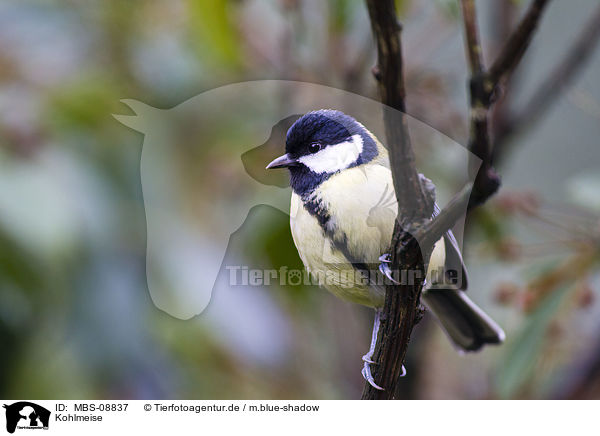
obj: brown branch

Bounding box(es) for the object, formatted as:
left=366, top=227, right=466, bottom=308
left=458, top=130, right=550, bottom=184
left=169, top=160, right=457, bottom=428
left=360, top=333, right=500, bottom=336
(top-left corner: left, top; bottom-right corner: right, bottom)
left=361, top=0, right=553, bottom=399
left=490, top=1, right=518, bottom=146
left=460, top=0, right=485, bottom=75
left=493, top=4, right=600, bottom=162
left=487, top=0, right=551, bottom=88
left=459, top=0, right=501, bottom=209
left=365, top=0, right=428, bottom=219
left=460, top=0, right=551, bottom=208
left=361, top=0, right=433, bottom=400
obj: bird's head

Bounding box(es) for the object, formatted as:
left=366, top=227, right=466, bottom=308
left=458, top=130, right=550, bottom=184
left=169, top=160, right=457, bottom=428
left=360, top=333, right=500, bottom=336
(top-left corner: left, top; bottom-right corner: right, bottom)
left=266, top=109, right=380, bottom=195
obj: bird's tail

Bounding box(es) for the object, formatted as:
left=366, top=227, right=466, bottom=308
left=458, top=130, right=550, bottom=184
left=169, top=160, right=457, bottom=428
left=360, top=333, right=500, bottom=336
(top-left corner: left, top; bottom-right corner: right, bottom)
left=421, top=288, right=505, bottom=351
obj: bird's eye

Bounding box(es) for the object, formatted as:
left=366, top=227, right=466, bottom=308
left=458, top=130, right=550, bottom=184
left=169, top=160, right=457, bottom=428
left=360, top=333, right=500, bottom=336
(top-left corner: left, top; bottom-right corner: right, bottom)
left=308, top=142, right=322, bottom=154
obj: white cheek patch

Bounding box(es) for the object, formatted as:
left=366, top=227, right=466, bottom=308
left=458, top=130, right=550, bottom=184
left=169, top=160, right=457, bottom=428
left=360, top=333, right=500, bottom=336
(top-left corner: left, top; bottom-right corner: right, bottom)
left=298, top=134, right=364, bottom=174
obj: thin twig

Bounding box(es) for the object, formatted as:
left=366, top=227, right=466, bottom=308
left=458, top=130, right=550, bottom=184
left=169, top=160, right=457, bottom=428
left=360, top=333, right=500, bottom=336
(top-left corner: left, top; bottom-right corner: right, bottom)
left=493, top=4, right=600, bottom=162
left=488, top=0, right=551, bottom=88
left=459, top=0, right=551, bottom=208
left=415, top=183, right=473, bottom=250
left=490, top=1, right=517, bottom=146
left=460, top=0, right=485, bottom=75
left=459, top=0, right=501, bottom=209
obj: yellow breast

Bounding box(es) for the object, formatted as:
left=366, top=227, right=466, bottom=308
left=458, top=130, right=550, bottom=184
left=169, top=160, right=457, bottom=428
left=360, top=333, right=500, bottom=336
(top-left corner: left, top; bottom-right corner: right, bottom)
left=289, top=164, right=445, bottom=308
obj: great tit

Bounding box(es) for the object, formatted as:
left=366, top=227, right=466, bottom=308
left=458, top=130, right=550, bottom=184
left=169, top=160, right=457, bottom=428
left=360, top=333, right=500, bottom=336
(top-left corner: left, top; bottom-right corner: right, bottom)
left=266, top=109, right=505, bottom=389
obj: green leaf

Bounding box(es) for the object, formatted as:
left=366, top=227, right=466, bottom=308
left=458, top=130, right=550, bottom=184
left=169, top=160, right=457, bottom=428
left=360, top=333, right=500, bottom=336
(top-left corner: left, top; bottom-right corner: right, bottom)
left=493, top=284, right=570, bottom=399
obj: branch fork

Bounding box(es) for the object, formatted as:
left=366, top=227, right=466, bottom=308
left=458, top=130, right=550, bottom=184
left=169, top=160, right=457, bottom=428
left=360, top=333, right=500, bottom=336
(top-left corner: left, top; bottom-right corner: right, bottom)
left=361, top=0, right=552, bottom=399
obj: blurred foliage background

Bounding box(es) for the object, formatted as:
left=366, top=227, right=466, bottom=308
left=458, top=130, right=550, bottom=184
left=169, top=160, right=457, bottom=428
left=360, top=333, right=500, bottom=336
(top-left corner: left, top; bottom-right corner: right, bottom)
left=1, top=0, right=600, bottom=400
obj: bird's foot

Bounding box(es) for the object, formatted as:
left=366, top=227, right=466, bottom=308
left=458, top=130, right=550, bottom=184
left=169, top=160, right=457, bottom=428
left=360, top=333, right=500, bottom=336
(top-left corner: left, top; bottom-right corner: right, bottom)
left=361, top=306, right=408, bottom=391
left=378, top=253, right=399, bottom=284
left=362, top=309, right=384, bottom=390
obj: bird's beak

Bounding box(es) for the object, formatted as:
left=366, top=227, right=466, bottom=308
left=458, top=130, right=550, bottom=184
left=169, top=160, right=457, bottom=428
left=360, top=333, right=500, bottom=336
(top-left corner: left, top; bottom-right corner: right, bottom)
left=266, top=153, right=297, bottom=169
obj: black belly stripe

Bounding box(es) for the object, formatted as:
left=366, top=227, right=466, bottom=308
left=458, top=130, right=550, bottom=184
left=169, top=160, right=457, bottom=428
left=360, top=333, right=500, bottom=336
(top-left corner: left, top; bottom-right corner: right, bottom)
left=301, top=194, right=371, bottom=274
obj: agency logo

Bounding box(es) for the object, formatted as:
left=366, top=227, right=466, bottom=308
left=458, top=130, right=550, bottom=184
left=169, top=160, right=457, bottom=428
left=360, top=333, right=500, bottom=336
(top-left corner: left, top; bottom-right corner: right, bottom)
left=3, top=402, right=50, bottom=434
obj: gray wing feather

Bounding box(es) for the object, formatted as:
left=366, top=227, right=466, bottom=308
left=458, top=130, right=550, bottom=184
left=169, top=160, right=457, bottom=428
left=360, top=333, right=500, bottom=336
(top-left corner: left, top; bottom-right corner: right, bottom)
left=433, top=203, right=468, bottom=290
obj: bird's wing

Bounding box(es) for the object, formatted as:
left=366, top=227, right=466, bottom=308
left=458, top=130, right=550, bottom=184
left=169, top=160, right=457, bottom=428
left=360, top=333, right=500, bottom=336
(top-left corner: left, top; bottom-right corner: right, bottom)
left=366, top=153, right=468, bottom=289
left=433, top=203, right=468, bottom=290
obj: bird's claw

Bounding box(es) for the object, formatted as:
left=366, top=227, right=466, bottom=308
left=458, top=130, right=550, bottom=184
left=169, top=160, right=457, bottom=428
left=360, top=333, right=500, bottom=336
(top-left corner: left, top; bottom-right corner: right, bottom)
left=362, top=362, right=384, bottom=390
left=379, top=261, right=399, bottom=284
left=361, top=359, right=407, bottom=390
left=378, top=253, right=391, bottom=263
